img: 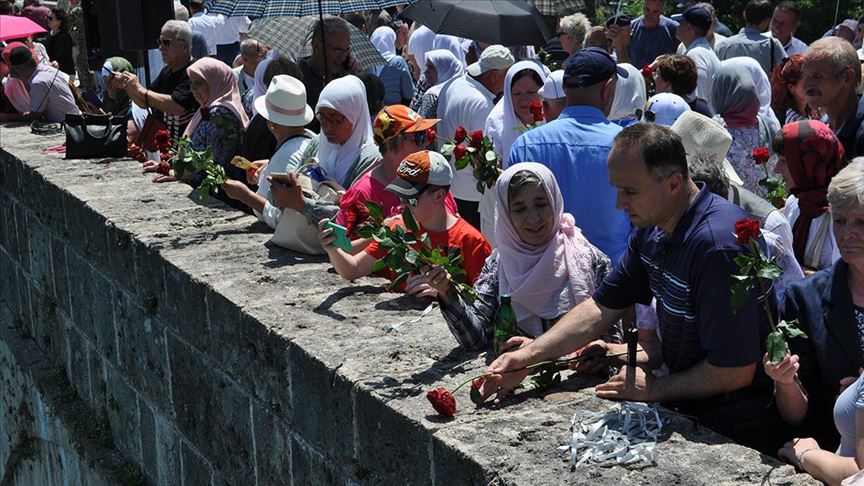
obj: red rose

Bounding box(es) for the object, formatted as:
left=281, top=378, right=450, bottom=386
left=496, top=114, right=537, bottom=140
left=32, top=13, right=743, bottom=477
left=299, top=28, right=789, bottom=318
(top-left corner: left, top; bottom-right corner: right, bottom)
left=453, top=126, right=468, bottom=144
left=752, top=147, right=770, bottom=165
left=156, top=161, right=172, bottom=176
left=734, top=218, right=761, bottom=246
left=127, top=142, right=147, bottom=163
left=160, top=151, right=172, bottom=162
left=426, top=387, right=456, bottom=417
left=426, top=128, right=437, bottom=147
left=641, top=65, right=653, bottom=78
left=343, top=199, right=371, bottom=235
left=154, top=129, right=171, bottom=151
left=529, top=101, right=544, bottom=123
left=469, top=130, right=484, bottom=149
left=453, top=144, right=467, bottom=160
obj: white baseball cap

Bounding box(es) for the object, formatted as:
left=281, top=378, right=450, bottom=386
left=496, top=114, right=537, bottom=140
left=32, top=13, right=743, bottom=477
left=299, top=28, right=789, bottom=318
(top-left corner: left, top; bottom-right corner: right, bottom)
left=466, top=45, right=515, bottom=77
left=253, top=75, right=314, bottom=127
left=539, top=70, right=565, bottom=100
left=641, top=93, right=691, bottom=127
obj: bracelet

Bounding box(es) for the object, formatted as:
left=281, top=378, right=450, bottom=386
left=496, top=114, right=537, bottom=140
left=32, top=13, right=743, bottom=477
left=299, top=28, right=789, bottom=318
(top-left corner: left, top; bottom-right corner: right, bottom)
left=797, top=447, right=819, bottom=470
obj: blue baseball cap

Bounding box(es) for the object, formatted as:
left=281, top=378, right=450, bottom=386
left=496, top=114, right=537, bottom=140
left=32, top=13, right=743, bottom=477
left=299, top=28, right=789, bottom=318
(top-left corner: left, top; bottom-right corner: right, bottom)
left=681, top=6, right=713, bottom=32
left=563, top=47, right=628, bottom=89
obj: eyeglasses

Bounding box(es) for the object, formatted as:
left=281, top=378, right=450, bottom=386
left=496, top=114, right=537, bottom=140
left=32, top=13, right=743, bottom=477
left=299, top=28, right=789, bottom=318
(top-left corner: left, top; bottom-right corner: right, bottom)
left=157, top=37, right=186, bottom=47
left=556, top=31, right=568, bottom=37
left=316, top=111, right=347, bottom=126
left=405, top=130, right=429, bottom=146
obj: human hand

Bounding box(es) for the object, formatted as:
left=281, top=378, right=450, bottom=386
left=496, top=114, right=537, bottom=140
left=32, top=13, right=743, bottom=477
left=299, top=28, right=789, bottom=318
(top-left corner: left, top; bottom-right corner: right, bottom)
left=607, top=24, right=631, bottom=49
left=419, top=265, right=451, bottom=296
left=839, top=367, right=864, bottom=394
left=221, top=179, right=251, bottom=202
left=269, top=174, right=305, bottom=211
left=345, top=54, right=362, bottom=75
left=317, top=218, right=336, bottom=250
left=594, top=365, right=654, bottom=402
left=142, top=160, right=159, bottom=172
left=405, top=274, right=438, bottom=299
left=778, top=437, right=820, bottom=469
left=763, top=352, right=800, bottom=386
left=483, top=346, right=535, bottom=405
left=246, top=160, right=266, bottom=185
left=152, top=172, right=175, bottom=183
left=569, top=340, right=609, bottom=375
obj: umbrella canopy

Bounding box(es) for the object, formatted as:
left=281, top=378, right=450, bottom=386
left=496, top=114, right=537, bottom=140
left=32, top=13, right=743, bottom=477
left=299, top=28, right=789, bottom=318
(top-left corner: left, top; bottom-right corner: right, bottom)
left=523, top=0, right=585, bottom=16
left=0, top=15, right=46, bottom=42
left=402, top=0, right=551, bottom=46
left=249, top=16, right=385, bottom=70
left=205, top=0, right=406, bottom=17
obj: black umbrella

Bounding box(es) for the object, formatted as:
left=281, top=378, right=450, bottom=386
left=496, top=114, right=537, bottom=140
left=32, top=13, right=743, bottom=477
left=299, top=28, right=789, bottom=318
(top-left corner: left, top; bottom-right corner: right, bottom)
left=401, top=0, right=551, bottom=46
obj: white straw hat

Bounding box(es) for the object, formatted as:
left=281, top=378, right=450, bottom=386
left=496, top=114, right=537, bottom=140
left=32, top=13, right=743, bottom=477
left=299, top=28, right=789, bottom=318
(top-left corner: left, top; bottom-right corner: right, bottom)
left=253, top=75, right=314, bottom=127
left=671, top=111, right=744, bottom=186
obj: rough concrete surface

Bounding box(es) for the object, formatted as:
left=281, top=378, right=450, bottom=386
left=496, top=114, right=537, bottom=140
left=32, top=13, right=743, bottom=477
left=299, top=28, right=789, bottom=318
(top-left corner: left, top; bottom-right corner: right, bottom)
left=0, top=124, right=820, bottom=485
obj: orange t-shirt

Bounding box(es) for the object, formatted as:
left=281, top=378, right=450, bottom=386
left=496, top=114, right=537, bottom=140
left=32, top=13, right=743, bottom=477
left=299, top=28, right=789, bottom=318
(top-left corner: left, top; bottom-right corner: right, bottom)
left=365, top=216, right=491, bottom=289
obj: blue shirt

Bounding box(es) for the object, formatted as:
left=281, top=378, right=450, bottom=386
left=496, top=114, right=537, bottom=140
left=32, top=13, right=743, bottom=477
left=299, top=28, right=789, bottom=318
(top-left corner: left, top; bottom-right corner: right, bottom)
left=374, top=55, right=415, bottom=106
left=594, top=185, right=773, bottom=374
left=508, top=106, right=630, bottom=262
left=628, top=15, right=679, bottom=69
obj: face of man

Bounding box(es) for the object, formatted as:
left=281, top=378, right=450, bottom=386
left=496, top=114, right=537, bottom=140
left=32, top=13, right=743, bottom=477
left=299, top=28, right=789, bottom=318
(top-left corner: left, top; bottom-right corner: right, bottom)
left=241, top=43, right=264, bottom=76
left=159, top=29, right=189, bottom=68
left=608, top=145, right=676, bottom=229
left=770, top=9, right=799, bottom=44
left=676, top=19, right=694, bottom=45
left=315, top=28, right=351, bottom=75
left=557, top=22, right=576, bottom=54
left=802, top=56, right=854, bottom=109
left=643, top=0, right=665, bottom=28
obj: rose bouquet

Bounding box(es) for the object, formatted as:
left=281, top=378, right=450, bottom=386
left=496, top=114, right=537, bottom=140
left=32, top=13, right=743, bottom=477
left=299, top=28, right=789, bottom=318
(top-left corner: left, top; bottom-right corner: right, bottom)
left=440, top=126, right=502, bottom=194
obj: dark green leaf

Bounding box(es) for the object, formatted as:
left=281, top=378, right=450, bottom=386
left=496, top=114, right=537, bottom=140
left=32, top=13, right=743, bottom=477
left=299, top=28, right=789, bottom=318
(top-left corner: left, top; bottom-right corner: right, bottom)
left=390, top=271, right=411, bottom=290
left=365, top=201, right=384, bottom=220
left=469, top=386, right=484, bottom=405
left=766, top=329, right=788, bottom=363
left=403, top=205, right=420, bottom=233
left=778, top=319, right=808, bottom=340
left=370, top=260, right=387, bottom=273
left=454, top=157, right=470, bottom=171
left=730, top=280, right=753, bottom=314
left=756, top=265, right=782, bottom=280
left=357, top=226, right=374, bottom=238
left=405, top=249, right=419, bottom=265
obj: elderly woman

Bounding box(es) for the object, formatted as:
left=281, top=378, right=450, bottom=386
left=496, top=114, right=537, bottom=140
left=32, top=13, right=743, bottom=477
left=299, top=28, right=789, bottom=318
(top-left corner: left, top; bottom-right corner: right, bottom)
left=608, top=63, right=646, bottom=127
left=416, top=49, right=463, bottom=120
left=722, top=57, right=782, bottom=136
left=711, top=63, right=775, bottom=197
left=485, top=60, right=546, bottom=166
left=765, top=159, right=864, bottom=485
left=771, top=55, right=818, bottom=125
left=420, top=163, right=621, bottom=351
left=144, top=57, right=249, bottom=185
left=100, top=57, right=134, bottom=118
left=772, top=120, right=846, bottom=272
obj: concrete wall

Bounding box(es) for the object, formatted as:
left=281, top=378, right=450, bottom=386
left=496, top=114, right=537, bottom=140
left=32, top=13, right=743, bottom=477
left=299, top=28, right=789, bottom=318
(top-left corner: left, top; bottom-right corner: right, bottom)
left=0, top=126, right=818, bottom=485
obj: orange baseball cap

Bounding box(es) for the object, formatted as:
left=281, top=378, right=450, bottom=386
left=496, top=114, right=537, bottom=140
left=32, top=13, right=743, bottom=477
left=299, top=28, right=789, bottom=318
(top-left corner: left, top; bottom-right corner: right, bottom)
left=386, top=150, right=453, bottom=197
left=373, top=105, right=439, bottom=146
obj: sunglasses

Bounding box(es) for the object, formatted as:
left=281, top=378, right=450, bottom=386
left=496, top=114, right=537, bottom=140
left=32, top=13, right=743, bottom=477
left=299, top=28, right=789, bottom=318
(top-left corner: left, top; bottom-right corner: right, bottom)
left=636, top=109, right=657, bottom=123
left=157, top=37, right=186, bottom=47
left=407, top=130, right=429, bottom=146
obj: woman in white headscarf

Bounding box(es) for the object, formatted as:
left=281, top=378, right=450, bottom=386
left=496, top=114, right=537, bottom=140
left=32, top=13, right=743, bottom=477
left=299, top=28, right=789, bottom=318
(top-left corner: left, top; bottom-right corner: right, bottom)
left=431, top=34, right=467, bottom=68
left=369, top=26, right=415, bottom=105
left=722, top=57, right=782, bottom=135
left=420, top=163, right=620, bottom=351
left=416, top=49, right=463, bottom=119
left=485, top=60, right=546, bottom=166
left=282, top=75, right=382, bottom=223
left=406, top=24, right=437, bottom=110
left=608, top=63, right=647, bottom=127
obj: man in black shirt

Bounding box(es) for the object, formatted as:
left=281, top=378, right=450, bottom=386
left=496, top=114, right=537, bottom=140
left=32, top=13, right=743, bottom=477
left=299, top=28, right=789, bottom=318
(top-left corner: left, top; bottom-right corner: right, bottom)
left=116, top=20, right=200, bottom=139
left=300, top=17, right=360, bottom=132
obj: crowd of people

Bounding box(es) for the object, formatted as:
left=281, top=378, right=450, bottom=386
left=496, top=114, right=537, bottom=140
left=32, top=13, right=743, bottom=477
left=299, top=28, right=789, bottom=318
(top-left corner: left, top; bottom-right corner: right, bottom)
left=4, top=0, right=864, bottom=483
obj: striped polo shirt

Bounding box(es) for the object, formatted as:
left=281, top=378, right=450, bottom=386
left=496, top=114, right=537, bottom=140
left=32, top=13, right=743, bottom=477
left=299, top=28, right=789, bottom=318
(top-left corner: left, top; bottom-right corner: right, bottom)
left=594, top=184, right=773, bottom=374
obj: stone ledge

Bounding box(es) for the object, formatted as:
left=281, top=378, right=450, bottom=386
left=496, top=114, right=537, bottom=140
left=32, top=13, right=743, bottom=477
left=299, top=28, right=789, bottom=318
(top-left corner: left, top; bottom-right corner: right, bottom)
left=0, top=125, right=819, bottom=485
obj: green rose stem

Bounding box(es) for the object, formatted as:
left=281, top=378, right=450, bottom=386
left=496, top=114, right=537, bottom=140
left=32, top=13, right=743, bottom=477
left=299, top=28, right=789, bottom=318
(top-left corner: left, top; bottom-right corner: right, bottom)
left=745, top=239, right=808, bottom=398
left=447, top=349, right=638, bottom=395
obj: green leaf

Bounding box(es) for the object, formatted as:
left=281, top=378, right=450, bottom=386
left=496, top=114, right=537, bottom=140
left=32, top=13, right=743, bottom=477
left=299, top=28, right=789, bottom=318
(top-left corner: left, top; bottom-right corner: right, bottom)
left=730, top=280, right=753, bottom=314
left=403, top=205, right=420, bottom=233
left=469, top=385, right=484, bottom=405
left=390, top=271, right=411, bottom=290
left=405, top=249, right=419, bottom=265
left=766, top=329, right=788, bottom=364
left=378, top=237, right=395, bottom=249
left=778, top=319, right=808, bottom=340
left=440, top=143, right=454, bottom=156
left=356, top=226, right=374, bottom=239
left=756, top=265, right=782, bottom=280
left=370, top=260, right=387, bottom=273
left=420, top=234, right=431, bottom=248
left=365, top=201, right=384, bottom=220
left=454, top=156, right=470, bottom=171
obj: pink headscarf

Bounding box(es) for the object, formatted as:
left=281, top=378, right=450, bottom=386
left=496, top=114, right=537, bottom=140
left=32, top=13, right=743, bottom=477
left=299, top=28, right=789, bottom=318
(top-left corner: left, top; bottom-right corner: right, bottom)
left=183, top=57, right=250, bottom=138
left=495, top=163, right=598, bottom=326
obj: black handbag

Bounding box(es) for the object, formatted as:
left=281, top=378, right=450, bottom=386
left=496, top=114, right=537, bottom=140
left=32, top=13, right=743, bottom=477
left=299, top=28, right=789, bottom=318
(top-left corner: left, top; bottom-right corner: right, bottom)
left=64, top=113, right=128, bottom=159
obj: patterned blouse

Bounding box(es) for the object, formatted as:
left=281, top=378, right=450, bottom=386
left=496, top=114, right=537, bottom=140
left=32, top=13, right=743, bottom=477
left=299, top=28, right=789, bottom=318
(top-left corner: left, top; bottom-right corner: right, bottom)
left=438, top=245, right=622, bottom=351
left=409, top=75, right=429, bottom=112
left=726, top=124, right=775, bottom=198
left=855, top=307, right=864, bottom=352
left=188, top=106, right=244, bottom=182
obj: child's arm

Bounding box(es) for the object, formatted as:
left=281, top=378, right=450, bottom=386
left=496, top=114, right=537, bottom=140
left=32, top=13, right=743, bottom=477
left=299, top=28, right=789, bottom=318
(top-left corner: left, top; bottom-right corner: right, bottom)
left=318, top=218, right=375, bottom=281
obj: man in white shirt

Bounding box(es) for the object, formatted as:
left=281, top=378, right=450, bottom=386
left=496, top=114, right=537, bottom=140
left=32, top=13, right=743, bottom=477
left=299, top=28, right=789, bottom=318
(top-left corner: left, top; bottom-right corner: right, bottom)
left=213, top=14, right=251, bottom=66
left=766, top=1, right=808, bottom=57
left=187, top=0, right=221, bottom=56
left=676, top=6, right=720, bottom=111
left=435, top=45, right=514, bottom=228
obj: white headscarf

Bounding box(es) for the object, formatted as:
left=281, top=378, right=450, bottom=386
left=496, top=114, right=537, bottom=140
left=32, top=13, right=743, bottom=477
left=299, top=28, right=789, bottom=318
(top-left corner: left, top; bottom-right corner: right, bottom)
left=315, top=75, right=374, bottom=187
left=432, top=34, right=467, bottom=68
left=608, top=64, right=647, bottom=122
left=407, top=24, right=437, bottom=75
left=251, top=57, right=273, bottom=116
left=485, top=60, right=546, bottom=166
left=721, top=57, right=782, bottom=135
left=421, top=49, right=463, bottom=99
left=370, top=26, right=397, bottom=61
left=495, top=163, right=597, bottom=332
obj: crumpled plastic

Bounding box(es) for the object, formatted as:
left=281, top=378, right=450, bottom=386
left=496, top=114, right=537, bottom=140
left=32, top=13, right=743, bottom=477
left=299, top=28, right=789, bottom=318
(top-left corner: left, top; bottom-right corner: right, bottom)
left=557, top=401, right=663, bottom=468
